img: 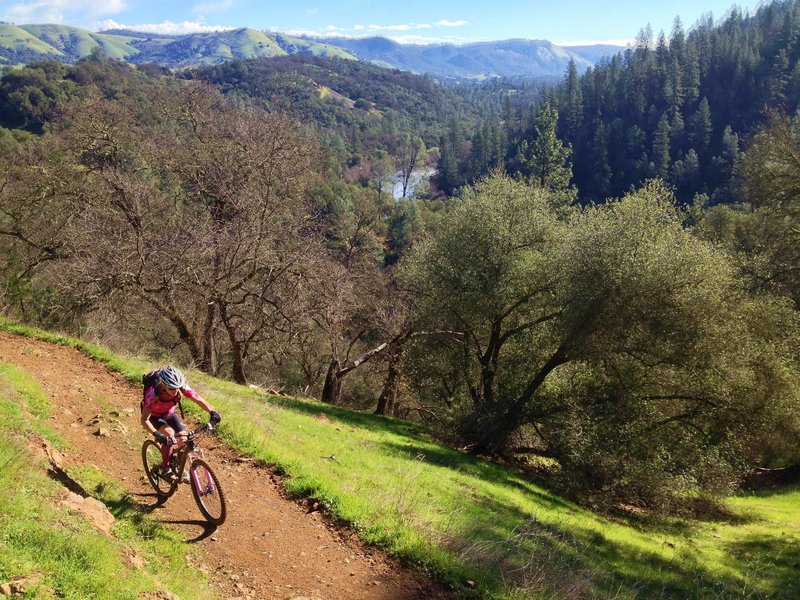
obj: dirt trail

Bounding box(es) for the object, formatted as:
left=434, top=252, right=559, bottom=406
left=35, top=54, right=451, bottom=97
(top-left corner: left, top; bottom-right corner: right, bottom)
left=0, top=331, right=452, bottom=600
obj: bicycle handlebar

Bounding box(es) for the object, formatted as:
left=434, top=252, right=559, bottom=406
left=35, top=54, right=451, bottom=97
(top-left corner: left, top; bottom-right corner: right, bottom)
left=187, top=421, right=215, bottom=439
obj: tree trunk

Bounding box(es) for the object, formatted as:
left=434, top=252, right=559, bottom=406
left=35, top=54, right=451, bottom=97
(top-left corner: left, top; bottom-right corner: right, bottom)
left=467, top=345, right=570, bottom=455
left=218, top=301, right=248, bottom=385
left=230, top=341, right=247, bottom=385
left=322, top=359, right=342, bottom=405
left=199, top=299, right=217, bottom=375
left=322, top=339, right=393, bottom=405
left=375, top=336, right=407, bottom=415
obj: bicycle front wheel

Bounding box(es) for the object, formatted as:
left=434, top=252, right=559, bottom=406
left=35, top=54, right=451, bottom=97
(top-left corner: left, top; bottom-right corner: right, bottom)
left=142, top=440, right=177, bottom=498
left=189, top=458, right=226, bottom=525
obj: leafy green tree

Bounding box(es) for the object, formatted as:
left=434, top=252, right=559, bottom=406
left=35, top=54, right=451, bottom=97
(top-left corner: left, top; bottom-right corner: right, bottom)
left=0, top=126, right=20, bottom=156
left=367, top=148, right=394, bottom=200
left=311, top=180, right=386, bottom=268
left=403, top=174, right=563, bottom=453
left=403, top=175, right=798, bottom=503
left=0, top=61, right=75, bottom=132
left=735, top=115, right=800, bottom=308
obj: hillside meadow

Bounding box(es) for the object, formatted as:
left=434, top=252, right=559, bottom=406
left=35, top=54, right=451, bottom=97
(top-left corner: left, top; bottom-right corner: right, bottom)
left=1, top=319, right=799, bottom=599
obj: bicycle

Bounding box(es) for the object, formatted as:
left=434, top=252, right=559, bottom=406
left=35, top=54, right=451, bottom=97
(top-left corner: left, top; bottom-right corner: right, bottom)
left=141, top=421, right=227, bottom=526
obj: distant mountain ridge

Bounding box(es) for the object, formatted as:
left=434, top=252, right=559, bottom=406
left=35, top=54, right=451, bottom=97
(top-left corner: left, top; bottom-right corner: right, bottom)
left=0, top=22, right=624, bottom=79
left=308, top=36, right=615, bottom=79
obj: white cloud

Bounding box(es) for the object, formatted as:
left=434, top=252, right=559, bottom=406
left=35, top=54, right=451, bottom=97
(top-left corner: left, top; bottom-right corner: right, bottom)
left=3, top=0, right=125, bottom=24
left=436, top=19, right=468, bottom=27
left=286, top=28, right=325, bottom=37
left=97, top=18, right=235, bottom=34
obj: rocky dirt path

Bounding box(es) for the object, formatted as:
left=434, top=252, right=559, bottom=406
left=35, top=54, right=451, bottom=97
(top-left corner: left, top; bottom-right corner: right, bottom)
left=0, top=331, right=452, bottom=600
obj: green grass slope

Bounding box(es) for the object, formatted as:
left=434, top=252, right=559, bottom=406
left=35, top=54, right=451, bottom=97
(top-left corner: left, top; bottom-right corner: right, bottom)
left=2, top=318, right=800, bottom=599
left=20, top=24, right=140, bottom=61
left=0, top=24, right=351, bottom=68
left=0, top=23, right=63, bottom=57
left=160, top=27, right=286, bottom=66
left=270, top=32, right=357, bottom=59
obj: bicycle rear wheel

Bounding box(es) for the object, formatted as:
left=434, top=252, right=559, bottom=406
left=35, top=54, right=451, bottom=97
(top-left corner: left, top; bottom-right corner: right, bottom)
left=142, top=440, right=177, bottom=498
left=189, top=458, right=226, bottom=526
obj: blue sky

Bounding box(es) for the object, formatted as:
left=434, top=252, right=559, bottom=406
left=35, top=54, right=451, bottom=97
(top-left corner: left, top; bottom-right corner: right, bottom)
left=0, top=0, right=757, bottom=45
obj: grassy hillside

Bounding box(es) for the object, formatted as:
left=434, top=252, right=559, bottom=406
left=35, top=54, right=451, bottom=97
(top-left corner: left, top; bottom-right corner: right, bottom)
left=2, top=318, right=800, bottom=598
left=271, top=32, right=356, bottom=59
left=159, top=27, right=285, bottom=66
left=0, top=23, right=612, bottom=77
left=0, top=23, right=63, bottom=60
left=0, top=24, right=356, bottom=68
left=21, top=24, right=140, bottom=61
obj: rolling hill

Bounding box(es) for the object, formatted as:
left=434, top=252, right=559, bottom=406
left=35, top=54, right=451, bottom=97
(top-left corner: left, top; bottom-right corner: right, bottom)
left=0, top=22, right=623, bottom=79
left=0, top=24, right=357, bottom=68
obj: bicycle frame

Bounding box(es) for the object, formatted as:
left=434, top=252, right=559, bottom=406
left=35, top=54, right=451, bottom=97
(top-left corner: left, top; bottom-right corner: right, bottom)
left=170, top=423, right=214, bottom=487
left=142, top=421, right=226, bottom=525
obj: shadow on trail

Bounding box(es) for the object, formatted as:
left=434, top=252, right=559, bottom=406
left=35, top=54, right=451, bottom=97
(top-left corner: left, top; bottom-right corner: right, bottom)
left=162, top=518, right=218, bottom=542
left=128, top=490, right=169, bottom=511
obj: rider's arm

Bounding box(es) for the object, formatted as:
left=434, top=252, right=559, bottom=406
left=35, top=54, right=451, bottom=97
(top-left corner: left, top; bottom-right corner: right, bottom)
left=141, top=388, right=162, bottom=436
left=141, top=406, right=157, bottom=435
left=182, top=386, right=216, bottom=415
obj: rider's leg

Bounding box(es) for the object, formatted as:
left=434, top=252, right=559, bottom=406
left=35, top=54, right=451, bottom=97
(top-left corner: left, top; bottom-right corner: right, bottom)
left=159, top=424, right=176, bottom=467
left=160, top=414, right=187, bottom=467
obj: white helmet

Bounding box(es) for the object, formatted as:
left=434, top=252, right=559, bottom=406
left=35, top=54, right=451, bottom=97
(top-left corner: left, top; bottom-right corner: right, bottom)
left=158, top=366, right=186, bottom=389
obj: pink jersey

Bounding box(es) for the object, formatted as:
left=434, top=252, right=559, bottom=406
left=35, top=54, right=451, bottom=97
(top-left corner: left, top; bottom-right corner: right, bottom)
left=142, top=385, right=201, bottom=417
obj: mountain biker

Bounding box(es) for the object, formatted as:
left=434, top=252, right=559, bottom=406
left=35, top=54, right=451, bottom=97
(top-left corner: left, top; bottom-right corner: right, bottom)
left=140, top=365, right=221, bottom=481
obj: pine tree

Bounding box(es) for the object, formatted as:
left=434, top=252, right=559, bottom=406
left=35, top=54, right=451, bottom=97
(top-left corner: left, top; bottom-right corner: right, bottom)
left=436, top=135, right=460, bottom=196
left=562, top=58, right=584, bottom=143
left=689, top=96, right=713, bottom=154
left=653, top=113, right=671, bottom=179
left=520, top=102, right=573, bottom=191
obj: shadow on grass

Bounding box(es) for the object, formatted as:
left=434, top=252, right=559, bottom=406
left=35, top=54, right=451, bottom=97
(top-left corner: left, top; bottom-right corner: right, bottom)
left=258, top=394, right=430, bottom=439
left=446, top=493, right=766, bottom=599
left=377, top=439, right=574, bottom=511
left=721, top=533, right=800, bottom=599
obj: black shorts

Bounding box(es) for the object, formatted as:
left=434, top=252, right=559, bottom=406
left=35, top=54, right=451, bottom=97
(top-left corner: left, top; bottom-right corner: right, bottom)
left=148, top=412, right=185, bottom=434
